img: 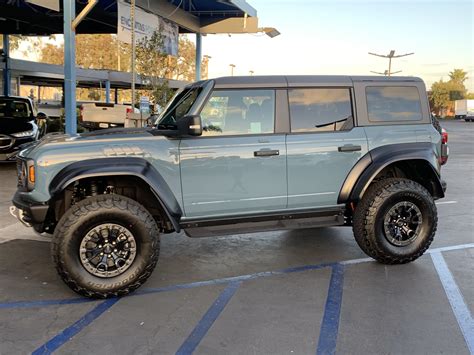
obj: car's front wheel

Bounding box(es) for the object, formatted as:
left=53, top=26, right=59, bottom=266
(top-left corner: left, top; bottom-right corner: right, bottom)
left=52, top=195, right=160, bottom=298
left=353, top=178, right=437, bottom=264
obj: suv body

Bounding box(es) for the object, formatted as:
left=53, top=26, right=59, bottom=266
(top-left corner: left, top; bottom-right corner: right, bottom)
left=0, top=96, right=45, bottom=161
left=12, top=76, right=448, bottom=297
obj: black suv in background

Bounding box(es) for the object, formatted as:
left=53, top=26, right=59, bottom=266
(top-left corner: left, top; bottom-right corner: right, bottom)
left=0, top=96, right=46, bottom=161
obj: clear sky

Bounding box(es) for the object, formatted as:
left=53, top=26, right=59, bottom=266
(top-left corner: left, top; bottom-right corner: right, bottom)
left=202, top=0, right=474, bottom=91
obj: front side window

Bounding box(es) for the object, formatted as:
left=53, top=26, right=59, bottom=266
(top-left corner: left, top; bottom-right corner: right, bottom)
left=200, top=89, right=275, bottom=136
left=289, top=88, right=353, bottom=133
left=366, top=86, right=422, bottom=122
left=156, top=87, right=201, bottom=129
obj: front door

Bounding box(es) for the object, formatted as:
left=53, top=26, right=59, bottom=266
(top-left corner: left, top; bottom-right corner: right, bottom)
left=180, top=89, right=287, bottom=218
left=285, top=87, right=369, bottom=208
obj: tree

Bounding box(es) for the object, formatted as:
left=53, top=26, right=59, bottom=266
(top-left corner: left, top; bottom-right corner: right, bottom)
left=430, top=80, right=451, bottom=116
left=135, top=30, right=174, bottom=108
left=449, top=69, right=468, bottom=84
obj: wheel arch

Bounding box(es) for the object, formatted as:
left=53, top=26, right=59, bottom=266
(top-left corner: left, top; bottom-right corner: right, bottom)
left=338, top=142, right=444, bottom=204
left=49, top=157, right=182, bottom=232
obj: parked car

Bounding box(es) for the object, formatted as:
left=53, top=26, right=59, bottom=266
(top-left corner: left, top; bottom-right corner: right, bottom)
left=79, top=102, right=139, bottom=130
left=0, top=96, right=46, bottom=161
left=12, top=75, right=448, bottom=298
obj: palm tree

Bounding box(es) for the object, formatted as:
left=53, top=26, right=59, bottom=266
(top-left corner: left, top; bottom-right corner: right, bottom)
left=449, top=69, right=468, bottom=84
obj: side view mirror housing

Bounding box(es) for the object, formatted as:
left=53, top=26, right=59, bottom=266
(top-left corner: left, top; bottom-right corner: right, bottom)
left=177, top=114, right=202, bottom=137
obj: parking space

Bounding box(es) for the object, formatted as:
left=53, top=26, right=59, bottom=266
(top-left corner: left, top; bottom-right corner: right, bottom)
left=0, top=120, right=473, bottom=354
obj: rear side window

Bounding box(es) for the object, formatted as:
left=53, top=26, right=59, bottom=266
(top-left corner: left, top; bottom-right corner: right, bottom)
left=288, top=88, right=353, bottom=133
left=366, top=86, right=422, bottom=122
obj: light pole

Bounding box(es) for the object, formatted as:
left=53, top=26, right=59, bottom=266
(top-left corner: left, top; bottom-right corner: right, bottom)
left=249, top=70, right=254, bottom=76
left=130, top=0, right=136, bottom=106
left=229, top=64, right=236, bottom=76
left=368, top=50, right=414, bottom=76
left=203, top=55, right=212, bottom=79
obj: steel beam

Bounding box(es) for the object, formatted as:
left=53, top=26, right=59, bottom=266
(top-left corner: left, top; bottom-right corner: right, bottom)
left=64, top=0, right=77, bottom=135
left=2, top=35, right=11, bottom=96
left=195, top=33, right=202, bottom=81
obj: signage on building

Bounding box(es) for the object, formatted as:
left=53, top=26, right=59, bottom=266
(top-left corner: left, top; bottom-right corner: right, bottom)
left=25, top=0, right=59, bottom=11
left=117, top=1, right=178, bottom=56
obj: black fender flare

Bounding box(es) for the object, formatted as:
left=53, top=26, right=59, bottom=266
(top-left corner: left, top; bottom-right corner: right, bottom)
left=338, top=142, right=444, bottom=204
left=49, top=157, right=182, bottom=232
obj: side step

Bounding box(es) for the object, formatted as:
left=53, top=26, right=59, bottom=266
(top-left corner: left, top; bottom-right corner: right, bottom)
left=181, top=208, right=345, bottom=238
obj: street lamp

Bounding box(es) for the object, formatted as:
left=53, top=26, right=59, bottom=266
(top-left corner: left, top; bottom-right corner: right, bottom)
left=249, top=70, right=254, bottom=76
left=229, top=64, right=236, bottom=76
left=368, top=50, right=414, bottom=76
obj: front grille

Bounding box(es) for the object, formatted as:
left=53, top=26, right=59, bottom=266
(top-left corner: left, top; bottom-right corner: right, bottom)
left=16, top=159, right=26, bottom=188
left=0, top=134, right=13, bottom=149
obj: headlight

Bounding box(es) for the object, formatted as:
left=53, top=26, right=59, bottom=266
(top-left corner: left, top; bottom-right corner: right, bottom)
left=12, top=130, right=35, bottom=138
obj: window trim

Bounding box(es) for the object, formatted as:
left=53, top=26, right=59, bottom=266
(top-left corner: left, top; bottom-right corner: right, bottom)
left=196, top=88, right=278, bottom=138
left=287, top=86, right=355, bottom=135
left=365, top=85, right=423, bottom=123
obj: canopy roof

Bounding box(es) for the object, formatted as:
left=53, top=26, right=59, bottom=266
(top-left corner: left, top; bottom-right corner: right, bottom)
left=0, top=0, right=257, bottom=35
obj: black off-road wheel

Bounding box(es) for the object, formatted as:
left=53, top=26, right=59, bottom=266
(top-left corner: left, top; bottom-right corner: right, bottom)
left=51, top=195, right=160, bottom=298
left=353, top=178, right=437, bottom=264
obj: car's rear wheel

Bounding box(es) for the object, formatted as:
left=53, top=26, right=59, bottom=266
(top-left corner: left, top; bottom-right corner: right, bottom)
left=353, top=178, right=437, bottom=264
left=52, top=194, right=160, bottom=298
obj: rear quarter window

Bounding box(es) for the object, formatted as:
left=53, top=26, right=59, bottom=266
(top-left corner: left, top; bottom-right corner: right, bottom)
left=366, top=86, right=422, bottom=122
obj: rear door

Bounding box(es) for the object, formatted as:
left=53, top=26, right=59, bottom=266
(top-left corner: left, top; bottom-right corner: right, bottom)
left=179, top=88, right=287, bottom=218
left=285, top=87, right=369, bottom=208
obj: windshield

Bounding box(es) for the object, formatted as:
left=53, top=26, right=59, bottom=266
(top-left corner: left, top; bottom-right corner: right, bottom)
left=156, top=87, right=201, bottom=129
left=0, top=99, right=32, bottom=119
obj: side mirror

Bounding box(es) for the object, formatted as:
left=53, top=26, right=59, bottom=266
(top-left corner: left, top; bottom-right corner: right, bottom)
left=177, top=115, right=202, bottom=137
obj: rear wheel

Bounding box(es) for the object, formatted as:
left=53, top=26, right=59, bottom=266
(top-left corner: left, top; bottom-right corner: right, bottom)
left=52, top=194, right=160, bottom=298
left=353, top=178, right=437, bottom=264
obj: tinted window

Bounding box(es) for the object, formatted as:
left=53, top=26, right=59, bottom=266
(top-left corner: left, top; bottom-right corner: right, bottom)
left=0, top=99, right=31, bottom=118
left=366, top=86, right=422, bottom=122
left=289, top=88, right=353, bottom=132
left=200, top=90, right=275, bottom=136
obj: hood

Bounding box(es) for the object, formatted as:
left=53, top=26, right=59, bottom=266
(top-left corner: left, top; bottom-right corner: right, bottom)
left=0, top=118, right=35, bottom=135
left=19, top=126, right=172, bottom=161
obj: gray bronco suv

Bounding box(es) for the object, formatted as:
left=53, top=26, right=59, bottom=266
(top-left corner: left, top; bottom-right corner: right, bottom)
left=12, top=76, right=449, bottom=298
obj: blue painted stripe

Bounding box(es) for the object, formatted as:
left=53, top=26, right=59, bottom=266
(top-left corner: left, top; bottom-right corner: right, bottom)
left=31, top=297, right=119, bottom=355
left=176, top=281, right=241, bottom=355
left=0, top=297, right=95, bottom=309
left=316, top=264, right=345, bottom=355
left=0, top=243, right=472, bottom=311
left=431, top=252, right=474, bottom=353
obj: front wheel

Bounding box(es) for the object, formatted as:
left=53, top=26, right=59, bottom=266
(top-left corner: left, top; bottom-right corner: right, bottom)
left=52, top=195, right=160, bottom=298
left=353, top=178, right=437, bottom=264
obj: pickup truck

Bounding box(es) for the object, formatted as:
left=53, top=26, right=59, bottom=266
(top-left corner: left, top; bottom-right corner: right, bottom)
left=79, top=102, right=138, bottom=130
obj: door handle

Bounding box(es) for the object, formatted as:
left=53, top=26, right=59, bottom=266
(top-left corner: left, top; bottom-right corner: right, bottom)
left=338, top=144, right=362, bottom=152
left=254, top=149, right=280, bottom=157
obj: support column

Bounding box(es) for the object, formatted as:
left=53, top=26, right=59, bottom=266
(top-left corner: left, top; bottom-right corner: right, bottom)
left=195, top=33, right=202, bottom=81
left=114, top=88, right=118, bottom=104
left=105, top=80, right=111, bottom=103
left=3, top=35, right=11, bottom=96
left=64, top=0, right=77, bottom=135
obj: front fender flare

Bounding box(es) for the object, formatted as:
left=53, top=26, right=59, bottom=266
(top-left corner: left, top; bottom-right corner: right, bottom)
left=49, top=157, right=182, bottom=232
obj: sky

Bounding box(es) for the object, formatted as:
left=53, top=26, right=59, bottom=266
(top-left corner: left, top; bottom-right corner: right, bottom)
left=201, top=0, right=474, bottom=91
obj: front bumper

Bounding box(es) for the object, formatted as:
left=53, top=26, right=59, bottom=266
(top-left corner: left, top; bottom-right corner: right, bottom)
left=0, top=136, right=36, bottom=161
left=12, top=191, right=49, bottom=226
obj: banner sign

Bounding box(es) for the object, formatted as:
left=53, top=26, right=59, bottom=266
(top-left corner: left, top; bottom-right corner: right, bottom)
left=25, top=0, right=59, bottom=11
left=117, top=1, right=178, bottom=56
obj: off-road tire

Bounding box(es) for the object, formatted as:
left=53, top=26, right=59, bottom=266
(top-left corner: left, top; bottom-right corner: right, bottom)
left=52, top=194, right=160, bottom=298
left=353, top=178, right=437, bottom=264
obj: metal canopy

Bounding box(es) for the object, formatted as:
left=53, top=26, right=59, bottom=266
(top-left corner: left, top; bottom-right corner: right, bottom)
left=0, top=0, right=257, bottom=35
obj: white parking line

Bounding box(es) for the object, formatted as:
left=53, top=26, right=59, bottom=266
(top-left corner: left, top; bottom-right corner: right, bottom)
left=436, top=201, right=458, bottom=205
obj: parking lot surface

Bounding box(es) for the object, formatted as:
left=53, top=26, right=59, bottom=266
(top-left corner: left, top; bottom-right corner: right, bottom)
left=0, top=120, right=473, bottom=354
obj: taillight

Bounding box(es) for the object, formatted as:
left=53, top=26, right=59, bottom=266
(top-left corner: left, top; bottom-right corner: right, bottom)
left=441, top=128, right=448, bottom=144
